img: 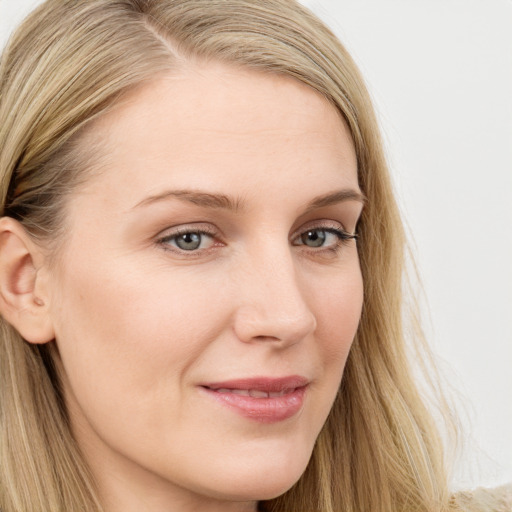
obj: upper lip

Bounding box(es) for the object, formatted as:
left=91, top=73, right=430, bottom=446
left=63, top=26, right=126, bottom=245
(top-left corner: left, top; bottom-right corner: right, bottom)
left=201, top=375, right=309, bottom=392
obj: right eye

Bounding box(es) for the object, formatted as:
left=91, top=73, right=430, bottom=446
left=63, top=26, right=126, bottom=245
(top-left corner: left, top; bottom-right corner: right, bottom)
left=158, top=228, right=217, bottom=252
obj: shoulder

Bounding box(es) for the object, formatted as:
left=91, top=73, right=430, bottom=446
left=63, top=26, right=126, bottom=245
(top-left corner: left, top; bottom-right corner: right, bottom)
left=451, top=483, right=512, bottom=512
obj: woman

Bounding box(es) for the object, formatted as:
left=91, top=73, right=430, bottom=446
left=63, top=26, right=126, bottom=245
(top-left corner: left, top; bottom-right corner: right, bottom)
left=0, top=1, right=509, bottom=511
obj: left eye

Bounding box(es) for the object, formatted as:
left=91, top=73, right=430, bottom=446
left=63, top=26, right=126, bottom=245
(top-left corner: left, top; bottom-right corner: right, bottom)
left=160, top=231, right=215, bottom=251
left=293, top=228, right=353, bottom=248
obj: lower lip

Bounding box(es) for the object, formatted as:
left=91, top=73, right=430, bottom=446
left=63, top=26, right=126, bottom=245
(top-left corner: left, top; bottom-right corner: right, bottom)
left=201, top=386, right=307, bottom=423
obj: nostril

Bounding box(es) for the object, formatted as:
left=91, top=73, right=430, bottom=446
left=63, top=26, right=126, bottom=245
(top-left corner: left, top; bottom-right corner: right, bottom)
left=253, top=335, right=280, bottom=341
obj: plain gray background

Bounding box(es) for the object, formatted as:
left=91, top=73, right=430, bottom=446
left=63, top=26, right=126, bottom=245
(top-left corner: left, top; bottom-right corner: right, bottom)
left=1, top=0, right=511, bottom=491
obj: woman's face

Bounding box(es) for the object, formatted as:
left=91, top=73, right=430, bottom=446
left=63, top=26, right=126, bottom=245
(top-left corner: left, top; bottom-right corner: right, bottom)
left=46, top=63, right=364, bottom=511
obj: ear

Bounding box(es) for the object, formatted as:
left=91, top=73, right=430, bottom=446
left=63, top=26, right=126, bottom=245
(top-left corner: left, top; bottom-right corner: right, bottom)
left=0, top=217, right=55, bottom=344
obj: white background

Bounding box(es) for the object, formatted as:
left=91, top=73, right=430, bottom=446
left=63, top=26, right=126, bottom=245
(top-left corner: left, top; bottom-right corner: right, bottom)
left=1, top=0, right=511, bottom=491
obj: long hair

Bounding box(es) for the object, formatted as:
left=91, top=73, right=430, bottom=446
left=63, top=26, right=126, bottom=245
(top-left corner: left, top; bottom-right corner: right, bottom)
left=0, top=1, right=456, bottom=510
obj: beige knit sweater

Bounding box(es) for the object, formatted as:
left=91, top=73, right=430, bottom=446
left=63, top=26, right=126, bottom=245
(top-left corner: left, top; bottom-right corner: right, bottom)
left=452, top=483, right=512, bottom=512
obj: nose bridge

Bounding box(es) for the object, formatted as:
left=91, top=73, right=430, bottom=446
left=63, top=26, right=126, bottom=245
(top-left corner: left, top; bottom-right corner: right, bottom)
left=233, top=241, right=317, bottom=345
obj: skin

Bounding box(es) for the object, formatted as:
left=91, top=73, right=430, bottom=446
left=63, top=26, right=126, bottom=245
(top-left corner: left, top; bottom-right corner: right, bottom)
left=14, top=63, right=364, bottom=511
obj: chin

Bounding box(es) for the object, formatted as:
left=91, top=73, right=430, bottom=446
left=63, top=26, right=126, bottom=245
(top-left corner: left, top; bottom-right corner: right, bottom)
left=195, top=447, right=311, bottom=502
left=207, top=474, right=303, bottom=503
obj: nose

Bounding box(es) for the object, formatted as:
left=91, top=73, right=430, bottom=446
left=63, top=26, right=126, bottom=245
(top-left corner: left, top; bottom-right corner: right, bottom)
left=232, top=248, right=317, bottom=347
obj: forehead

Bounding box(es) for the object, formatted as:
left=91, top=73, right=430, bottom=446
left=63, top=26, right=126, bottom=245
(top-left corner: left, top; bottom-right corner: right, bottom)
left=74, top=62, right=358, bottom=209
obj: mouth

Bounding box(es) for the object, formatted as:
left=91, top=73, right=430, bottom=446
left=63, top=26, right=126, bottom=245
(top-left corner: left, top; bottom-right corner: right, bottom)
left=199, top=376, right=308, bottom=423
left=213, top=388, right=296, bottom=398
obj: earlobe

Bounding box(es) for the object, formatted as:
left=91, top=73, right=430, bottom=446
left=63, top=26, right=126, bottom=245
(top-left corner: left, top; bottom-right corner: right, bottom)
left=0, top=217, right=55, bottom=344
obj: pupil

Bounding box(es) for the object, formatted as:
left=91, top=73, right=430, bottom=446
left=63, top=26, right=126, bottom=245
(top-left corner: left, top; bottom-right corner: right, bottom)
left=302, top=230, right=325, bottom=247
left=177, top=232, right=201, bottom=250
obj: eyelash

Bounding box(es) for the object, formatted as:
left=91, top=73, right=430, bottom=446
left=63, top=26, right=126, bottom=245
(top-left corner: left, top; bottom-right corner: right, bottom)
left=156, top=224, right=357, bottom=256
left=156, top=226, right=219, bottom=257
left=293, top=226, right=357, bottom=254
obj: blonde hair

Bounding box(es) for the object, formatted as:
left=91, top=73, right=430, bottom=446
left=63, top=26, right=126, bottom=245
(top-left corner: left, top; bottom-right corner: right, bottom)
left=0, top=1, right=456, bottom=511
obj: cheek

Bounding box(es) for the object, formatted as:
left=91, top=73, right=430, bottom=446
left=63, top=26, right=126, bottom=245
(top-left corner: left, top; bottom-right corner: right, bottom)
left=49, top=255, right=227, bottom=423
left=315, top=265, right=363, bottom=361
left=312, top=268, right=362, bottom=420
left=303, top=262, right=363, bottom=416
left=48, top=260, right=244, bottom=490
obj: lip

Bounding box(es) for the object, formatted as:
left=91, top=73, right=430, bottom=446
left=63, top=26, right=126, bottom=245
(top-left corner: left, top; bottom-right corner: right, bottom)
left=199, top=376, right=308, bottom=423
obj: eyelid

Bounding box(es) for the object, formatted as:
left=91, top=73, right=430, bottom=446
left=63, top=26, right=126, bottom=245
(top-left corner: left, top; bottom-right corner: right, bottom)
left=156, top=222, right=219, bottom=239
left=290, top=220, right=358, bottom=257
left=155, top=223, right=222, bottom=255
left=290, top=219, right=354, bottom=240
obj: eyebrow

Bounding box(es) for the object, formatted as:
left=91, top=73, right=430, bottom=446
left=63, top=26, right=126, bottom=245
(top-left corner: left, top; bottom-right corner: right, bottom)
left=133, top=189, right=245, bottom=212
left=302, top=189, right=366, bottom=214
left=132, top=188, right=366, bottom=212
